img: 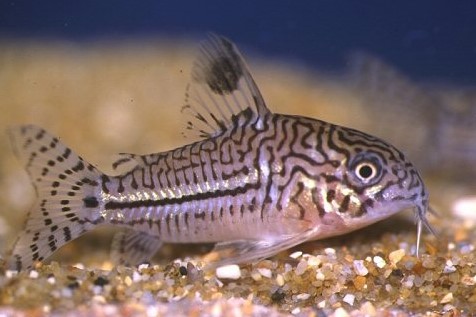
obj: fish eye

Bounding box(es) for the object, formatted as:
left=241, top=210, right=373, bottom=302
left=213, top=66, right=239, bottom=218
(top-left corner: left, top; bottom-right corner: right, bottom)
left=355, top=162, right=377, bottom=182
left=348, top=153, right=383, bottom=185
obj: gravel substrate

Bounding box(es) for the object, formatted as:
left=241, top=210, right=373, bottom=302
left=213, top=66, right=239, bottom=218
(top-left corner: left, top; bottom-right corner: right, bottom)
left=1, top=209, right=475, bottom=316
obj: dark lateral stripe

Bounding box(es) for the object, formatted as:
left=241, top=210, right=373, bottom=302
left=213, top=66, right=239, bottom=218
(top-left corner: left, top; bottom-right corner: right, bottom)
left=104, top=183, right=259, bottom=210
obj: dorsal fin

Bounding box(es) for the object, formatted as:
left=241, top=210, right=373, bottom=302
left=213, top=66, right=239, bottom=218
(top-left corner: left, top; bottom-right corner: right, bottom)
left=111, top=153, right=140, bottom=173
left=181, top=34, right=270, bottom=139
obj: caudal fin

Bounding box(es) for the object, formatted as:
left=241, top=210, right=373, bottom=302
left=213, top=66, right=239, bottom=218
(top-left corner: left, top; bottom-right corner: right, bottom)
left=6, top=125, right=104, bottom=271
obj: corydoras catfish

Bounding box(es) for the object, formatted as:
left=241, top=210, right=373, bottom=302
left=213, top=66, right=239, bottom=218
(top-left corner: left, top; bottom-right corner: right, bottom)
left=5, top=35, right=433, bottom=271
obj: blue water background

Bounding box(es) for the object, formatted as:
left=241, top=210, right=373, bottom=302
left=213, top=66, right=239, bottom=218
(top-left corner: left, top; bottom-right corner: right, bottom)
left=1, top=1, right=475, bottom=84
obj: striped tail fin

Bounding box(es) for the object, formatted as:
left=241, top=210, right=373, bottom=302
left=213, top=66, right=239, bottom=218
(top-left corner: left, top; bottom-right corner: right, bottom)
left=6, top=125, right=104, bottom=271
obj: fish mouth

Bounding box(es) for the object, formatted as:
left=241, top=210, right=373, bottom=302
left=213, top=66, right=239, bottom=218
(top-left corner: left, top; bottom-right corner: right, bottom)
left=341, top=198, right=435, bottom=252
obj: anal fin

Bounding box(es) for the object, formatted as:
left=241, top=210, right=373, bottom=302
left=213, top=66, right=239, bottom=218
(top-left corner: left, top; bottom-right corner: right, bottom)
left=110, top=229, right=163, bottom=266
left=204, top=228, right=319, bottom=269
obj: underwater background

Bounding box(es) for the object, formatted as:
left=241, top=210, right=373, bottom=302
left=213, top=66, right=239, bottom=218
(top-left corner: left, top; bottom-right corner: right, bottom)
left=1, top=1, right=475, bottom=84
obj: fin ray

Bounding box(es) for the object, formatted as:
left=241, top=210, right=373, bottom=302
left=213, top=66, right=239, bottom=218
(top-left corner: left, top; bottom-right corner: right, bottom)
left=205, top=228, right=319, bottom=269
left=111, top=153, right=140, bottom=173
left=110, top=229, right=162, bottom=266
left=182, top=34, right=270, bottom=139
left=6, top=125, right=103, bottom=270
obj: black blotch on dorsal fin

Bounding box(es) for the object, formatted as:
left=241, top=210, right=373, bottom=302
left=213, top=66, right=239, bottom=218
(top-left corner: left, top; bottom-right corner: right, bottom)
left=200, top=40, right=243, bottom=95
left=181, top=34, right=271, bottom=140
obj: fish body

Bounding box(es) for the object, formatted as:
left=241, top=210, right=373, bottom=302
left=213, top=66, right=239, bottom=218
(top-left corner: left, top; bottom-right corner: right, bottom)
left=6, top=36, right=433, bottom=271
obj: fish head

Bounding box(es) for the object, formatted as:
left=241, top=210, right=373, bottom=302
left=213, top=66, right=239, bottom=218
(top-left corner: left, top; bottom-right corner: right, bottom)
left=322, top=126, right=432, bottom=242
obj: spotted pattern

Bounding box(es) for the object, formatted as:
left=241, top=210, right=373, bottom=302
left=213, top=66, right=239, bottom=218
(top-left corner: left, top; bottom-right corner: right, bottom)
left=7, top=125, right=104, bottom=271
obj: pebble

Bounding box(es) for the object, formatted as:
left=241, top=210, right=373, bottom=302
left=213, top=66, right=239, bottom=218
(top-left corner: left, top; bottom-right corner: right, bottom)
left=289, top=251, right=303, bottom=259
left=61, top=288, right=73, bottom=298
left=342, top=294, right=355, bottom=306
left=353, top=260, right=369, bottom=276
left=315, top=271, right=325, bottom=281
left=295, top=259, right=308, bottom=275
left=442, top=304, right=456, bottom=312
left=276, top=274, right=285, bottom=286
left=353, top=276, right=366, bottom=290
left=440, top=292, right=453, bottom=304
left=452, top=195, right=476, bottom=220
left=29, top=270, right=39, bottom=279
left=333, top=307, right=350, bottom=317
left=215, top=265, right=241, bottom=280
left=373, top=256, right=386, bottom=268
left=251, top=271, right=262, bottom=282
left=72, top=263, right=85, bottom=270
left=92, top=295, right=106, bottom=304
left=422, top=256, right=437, bottom=269
left=402, top=275, right=414, bottom=288
left=138, top=263, right=149, bottom=271
left=257, top=268, right=272, bottom=279
left=132, top=271, right=142, bottom=282
left=146, top=306, right=159, bottom=317
left=460, top=244, right=475, bottom=254
left=42, top=305, right=51, bottom=314
left=179, top=266, right=188, bottom=276
left=443, top=260, right=457, bottom=274
left=296, top=293, right=311, bottom=301
left=360, top=301, right=377, bottom=316
left=284, top=263, right=293, bottom=273
left=92, top=286, right=102, bottom=295
left=324, top=248, right=336, bottom=256
left=461, top=275, right=476, bottom=286
left=47, top=276, right=56, bottom=285
left=307, top=256, right=321, bottom=267
left=389, top=249, right=405, bottom=265
left=291, top=307, right=301, bottom=315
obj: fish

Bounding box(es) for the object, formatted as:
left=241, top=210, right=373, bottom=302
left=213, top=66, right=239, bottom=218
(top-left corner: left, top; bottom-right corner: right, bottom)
left=5, top=35, right=434, bottom=271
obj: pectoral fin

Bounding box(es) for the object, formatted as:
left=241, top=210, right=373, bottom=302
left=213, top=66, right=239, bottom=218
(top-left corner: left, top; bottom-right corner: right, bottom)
left=204, top=228, right=319, bottom=269
left=110, top=230, right=163, bottom=266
